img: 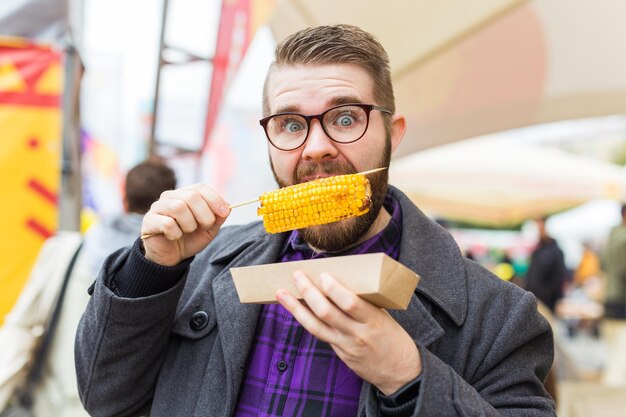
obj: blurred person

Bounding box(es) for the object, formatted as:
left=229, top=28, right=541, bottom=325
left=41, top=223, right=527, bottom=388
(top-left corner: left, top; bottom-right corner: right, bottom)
left=572, top=241, right=604, bottom=305
left=75, top=25, right=556, bottom=417
left=525, top=217, right=568, bottom=312
left=602, top=204, right=626, bottom=319
left=573, top=242, right=601, bottom=289
left=0, top=159, right=176, bottom=416
left=548, top=243, right=604, bottom=339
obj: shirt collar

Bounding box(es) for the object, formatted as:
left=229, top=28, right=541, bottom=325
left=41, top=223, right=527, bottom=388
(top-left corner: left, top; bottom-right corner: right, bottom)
left=282, top=192, right=403, bottom=260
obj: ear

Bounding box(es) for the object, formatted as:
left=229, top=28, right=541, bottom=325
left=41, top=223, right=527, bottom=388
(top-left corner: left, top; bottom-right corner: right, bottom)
left=389, top=113, right=406, bottom=153
left=122, top=196, right=129, bottom=213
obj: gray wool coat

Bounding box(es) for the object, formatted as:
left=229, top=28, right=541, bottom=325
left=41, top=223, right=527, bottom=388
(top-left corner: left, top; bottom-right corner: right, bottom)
left=75, top=187, right=556, bottom=417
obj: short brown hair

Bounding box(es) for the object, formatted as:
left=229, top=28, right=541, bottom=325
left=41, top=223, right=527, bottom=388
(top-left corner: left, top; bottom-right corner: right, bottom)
left=124, top=159, right=177, bottom=214
left=263, top=25, right=395, bottom=117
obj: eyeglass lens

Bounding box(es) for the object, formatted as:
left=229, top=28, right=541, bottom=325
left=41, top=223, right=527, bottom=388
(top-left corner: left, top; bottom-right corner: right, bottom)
left=266, top=105, right=369, bottom=150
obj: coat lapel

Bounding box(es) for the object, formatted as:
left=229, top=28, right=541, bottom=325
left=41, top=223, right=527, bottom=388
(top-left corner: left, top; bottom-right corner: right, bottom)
left=357, top=187, right=468, bottom=416
left=391, top=186, right=468, bottom=327
left=211, top=230, right=286, bottom=412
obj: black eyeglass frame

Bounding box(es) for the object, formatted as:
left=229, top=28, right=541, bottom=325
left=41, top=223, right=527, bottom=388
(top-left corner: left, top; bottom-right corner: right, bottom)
left=259, top=103, right=392, bottom=151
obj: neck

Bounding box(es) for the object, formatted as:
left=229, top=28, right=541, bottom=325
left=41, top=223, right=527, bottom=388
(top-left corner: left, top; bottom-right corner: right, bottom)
left=307, top=208, right=392, bottom=254
left=357, top=207, right=392, bottom=244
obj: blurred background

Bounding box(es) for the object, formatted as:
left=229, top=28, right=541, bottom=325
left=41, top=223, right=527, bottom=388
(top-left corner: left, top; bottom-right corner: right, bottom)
left=1, top=0, right=626, bottom=415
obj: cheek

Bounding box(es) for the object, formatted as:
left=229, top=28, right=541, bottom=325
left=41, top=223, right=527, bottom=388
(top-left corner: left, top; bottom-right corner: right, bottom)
left=345, top=135, right=384, bottom=169
left=269, top=148, right=300, bottom=182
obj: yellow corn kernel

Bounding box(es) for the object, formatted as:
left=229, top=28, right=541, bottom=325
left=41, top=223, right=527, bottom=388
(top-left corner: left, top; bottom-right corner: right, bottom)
left=257, top=173, right=372, bottom=234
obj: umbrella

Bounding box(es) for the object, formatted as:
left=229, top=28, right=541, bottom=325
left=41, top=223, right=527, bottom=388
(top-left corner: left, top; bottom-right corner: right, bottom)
left=388, top=136, right=626, bottom=227
left=269, top=0, right=626, bottom=157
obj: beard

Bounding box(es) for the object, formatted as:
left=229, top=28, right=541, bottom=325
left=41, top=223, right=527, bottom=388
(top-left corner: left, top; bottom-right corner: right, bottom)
left=269, top=137, right=392, bottom=252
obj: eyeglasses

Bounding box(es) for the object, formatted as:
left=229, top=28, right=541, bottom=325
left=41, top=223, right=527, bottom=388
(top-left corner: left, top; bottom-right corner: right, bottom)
left=259, top=103, right=392, bottom=151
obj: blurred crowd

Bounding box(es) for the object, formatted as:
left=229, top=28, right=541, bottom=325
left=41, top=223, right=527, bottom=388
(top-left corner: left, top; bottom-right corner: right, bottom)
left=463, top=212, right=625, bottom=332
left=460, top=206, right=626, bottom=414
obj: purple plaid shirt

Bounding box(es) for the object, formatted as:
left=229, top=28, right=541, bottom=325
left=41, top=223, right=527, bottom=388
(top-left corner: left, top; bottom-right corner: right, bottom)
left=234, top=194, right=402, bottom=417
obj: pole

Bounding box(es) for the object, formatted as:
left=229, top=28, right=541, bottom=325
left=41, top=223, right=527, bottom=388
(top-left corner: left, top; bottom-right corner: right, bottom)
left=148, top=0, right=170, bottom=158
left=59, top=43, right=83, bottom=231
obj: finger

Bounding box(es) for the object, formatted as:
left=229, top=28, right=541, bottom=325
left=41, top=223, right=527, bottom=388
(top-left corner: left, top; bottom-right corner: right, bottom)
left=292, top=271, right=357, bottom=334
left=188, top=183, right=231, bottom=219
left=275, top=288, right=338, bottom=344
left=150, top=197, right=198, bottom=234
left=318, top=272, right=380, bottom=323
left=142, top=212, right=183, bottom=240
left=173, top=189, right=218, bottom=231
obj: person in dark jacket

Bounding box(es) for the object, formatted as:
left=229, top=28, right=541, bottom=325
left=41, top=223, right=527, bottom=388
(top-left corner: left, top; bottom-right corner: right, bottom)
left=525, top=217, right=567, bottom=312
left=75, top=25, right=556, bottom=417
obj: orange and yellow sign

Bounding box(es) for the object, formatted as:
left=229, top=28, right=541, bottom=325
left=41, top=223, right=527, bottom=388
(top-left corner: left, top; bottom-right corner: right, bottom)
left=0, top=37, right=62, bottom=324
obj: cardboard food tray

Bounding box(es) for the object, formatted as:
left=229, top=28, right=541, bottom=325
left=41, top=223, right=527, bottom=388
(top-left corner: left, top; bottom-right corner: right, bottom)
left=230, top=253, right=420, bottom=310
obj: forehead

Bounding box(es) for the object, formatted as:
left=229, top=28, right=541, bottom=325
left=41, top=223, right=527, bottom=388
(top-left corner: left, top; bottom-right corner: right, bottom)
left=265, top=63, right=375, bottom=113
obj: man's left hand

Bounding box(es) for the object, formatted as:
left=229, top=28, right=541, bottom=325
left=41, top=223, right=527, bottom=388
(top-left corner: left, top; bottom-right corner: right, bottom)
left=276, top=270, right=422, bottom=395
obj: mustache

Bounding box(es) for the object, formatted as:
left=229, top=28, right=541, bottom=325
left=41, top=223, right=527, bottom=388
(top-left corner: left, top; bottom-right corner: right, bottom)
left=294, top=160, right=357, bottom=183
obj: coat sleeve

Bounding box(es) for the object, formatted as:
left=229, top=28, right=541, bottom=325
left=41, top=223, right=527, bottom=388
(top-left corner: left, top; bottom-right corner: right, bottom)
left=400, top=291, right=555, bottom=417
left=74, top=247, right=187, bottom=417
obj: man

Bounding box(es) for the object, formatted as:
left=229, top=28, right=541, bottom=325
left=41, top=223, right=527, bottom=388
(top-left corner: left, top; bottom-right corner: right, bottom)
left=525, top=217, right=567, bottom=313
left=0, top=159, right=176, bottom=416
left=603, top=204, right=626, bottom=318
left=76, top=25, right=556, bottom=417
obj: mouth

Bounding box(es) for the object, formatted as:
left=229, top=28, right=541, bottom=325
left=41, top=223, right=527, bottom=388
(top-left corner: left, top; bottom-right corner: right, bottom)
left=300, top=173, right=335, bottom=183
left=295, top=161, right=357, bottom=185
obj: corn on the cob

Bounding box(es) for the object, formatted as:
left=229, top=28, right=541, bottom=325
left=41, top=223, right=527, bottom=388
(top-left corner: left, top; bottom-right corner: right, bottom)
left=257, top=173, right=372, bottom=234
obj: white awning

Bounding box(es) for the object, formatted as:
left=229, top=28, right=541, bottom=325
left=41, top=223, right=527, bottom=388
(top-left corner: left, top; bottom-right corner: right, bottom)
left=0, top=0, right=70, bottom=41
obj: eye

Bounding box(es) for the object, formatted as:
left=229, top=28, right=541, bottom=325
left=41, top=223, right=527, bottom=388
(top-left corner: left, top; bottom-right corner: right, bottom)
left=326, top=106, right=364, bottom=129
left=279, top=117, right=305, bottom=133
left=287, top=121, right=302, bottom=132
left=337, top=114, right=355, bottom=127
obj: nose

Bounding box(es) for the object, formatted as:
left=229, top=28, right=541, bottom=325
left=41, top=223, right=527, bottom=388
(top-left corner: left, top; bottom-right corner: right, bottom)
left=301, top=118, right=339, bottom=161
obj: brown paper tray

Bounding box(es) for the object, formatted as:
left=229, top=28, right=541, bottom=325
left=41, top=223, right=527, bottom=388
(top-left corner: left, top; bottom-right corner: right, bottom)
left=231, top=253, right=420, bottom=309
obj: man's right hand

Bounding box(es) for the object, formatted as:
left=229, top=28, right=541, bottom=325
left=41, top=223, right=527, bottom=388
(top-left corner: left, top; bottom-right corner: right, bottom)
left=140, top=183, right=231, bottom=266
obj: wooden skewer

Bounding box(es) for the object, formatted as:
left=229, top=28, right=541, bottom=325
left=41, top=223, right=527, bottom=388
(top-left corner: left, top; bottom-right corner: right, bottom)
left=226, top=197, right=259, bottom=209
left=140, top=199, right=259, bottom=240
left=140, top=167, right=388, bottom=240
left=359, top=167, right=387, bottom=175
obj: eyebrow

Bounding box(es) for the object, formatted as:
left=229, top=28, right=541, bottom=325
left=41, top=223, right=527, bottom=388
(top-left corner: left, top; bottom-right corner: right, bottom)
left=272, top=96, right=364, bottom=115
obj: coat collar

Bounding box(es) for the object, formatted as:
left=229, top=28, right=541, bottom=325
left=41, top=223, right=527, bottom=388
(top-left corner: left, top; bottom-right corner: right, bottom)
left=389, top=185, right=468, bottom=327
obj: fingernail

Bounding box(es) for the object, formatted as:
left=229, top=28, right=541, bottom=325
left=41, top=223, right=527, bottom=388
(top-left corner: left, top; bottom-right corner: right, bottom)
left=293, top=271, right=306, bottom=287
left=219, top=204, right=230, bottom=216
left=319, top=273, right=333, bottom=290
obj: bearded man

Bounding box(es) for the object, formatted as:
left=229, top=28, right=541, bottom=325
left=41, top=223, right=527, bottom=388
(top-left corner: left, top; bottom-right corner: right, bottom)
left=75, top=25, right=556, bottom=417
